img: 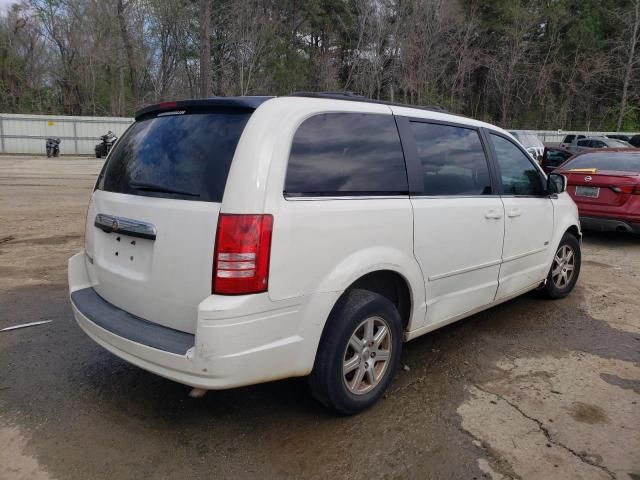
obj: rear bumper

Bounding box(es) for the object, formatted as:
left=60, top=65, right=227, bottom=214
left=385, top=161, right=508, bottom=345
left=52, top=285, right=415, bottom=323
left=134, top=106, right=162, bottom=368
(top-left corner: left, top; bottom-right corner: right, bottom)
left=580, top=216, right=640, bottom=234
left=69, top=252, right=331, bottom=389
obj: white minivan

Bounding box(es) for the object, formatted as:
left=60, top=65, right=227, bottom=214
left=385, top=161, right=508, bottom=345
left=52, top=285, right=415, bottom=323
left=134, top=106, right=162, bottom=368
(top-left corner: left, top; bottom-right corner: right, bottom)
left=69, top=94, right=581, bottom=414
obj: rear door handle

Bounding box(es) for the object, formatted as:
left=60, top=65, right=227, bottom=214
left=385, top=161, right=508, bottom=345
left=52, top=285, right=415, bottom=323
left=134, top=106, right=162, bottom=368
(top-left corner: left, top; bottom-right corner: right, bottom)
left=507, top=208, right=522, bottom=218
left=485, top=210, right=503, bottom=220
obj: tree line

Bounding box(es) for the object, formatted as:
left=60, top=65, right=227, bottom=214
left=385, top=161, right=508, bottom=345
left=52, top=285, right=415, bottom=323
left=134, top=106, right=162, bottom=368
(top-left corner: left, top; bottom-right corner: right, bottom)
left=1, top=0, right=639, bottom=131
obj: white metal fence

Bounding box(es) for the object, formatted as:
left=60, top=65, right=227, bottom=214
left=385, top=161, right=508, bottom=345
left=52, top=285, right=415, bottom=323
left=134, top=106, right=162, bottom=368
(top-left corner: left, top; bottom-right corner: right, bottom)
left=0, top=113, right=638, bottom=156
left=0, top=113, right=133, bottom=155
left=513, top=130, right=639, bottom=143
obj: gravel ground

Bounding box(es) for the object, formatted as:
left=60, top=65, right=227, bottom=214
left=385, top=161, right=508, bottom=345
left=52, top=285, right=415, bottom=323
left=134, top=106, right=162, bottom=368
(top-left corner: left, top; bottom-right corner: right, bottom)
left=1, top=156, right=639, bottom=480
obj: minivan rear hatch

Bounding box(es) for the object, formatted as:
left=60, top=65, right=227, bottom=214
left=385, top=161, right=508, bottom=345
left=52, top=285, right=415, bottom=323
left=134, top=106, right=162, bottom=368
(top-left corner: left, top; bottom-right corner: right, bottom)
left=86, top=97, right=271, bottom=334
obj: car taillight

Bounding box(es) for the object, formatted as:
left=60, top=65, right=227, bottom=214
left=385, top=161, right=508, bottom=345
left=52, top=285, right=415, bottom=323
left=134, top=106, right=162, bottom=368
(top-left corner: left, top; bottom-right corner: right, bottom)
left=212, top=214, right=273, bottom=295
left=610, top=185, right=639, bottom=194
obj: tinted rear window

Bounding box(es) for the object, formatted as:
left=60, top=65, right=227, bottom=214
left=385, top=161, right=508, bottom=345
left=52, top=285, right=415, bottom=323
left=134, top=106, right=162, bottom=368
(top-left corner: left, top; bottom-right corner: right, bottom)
left=563, top=152, right=640, bottom=172
left=284, top=113, right=408, bottom=196
left=98, top=109, right=252, bottom=202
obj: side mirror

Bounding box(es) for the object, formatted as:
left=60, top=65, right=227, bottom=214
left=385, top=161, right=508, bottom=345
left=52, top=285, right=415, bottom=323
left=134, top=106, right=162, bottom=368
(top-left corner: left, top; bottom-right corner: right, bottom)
left=547, top=173, right=567, bottom=194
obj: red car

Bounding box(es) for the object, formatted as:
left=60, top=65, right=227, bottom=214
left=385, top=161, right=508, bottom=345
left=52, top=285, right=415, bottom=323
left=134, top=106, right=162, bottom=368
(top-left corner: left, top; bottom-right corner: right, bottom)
left=555, top=149, right=640, bottom=234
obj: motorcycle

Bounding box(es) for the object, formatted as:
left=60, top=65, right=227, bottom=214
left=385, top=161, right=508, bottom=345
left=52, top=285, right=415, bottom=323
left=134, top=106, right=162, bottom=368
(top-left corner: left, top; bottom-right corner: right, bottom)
left=46, top=138, right=61, bottom=158
left=95, top=131, right=118, bottom=158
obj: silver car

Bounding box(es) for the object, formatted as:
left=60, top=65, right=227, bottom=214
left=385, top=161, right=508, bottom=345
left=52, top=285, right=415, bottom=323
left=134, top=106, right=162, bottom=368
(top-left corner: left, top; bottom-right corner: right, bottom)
left=567, top=136, right=633, bottom=153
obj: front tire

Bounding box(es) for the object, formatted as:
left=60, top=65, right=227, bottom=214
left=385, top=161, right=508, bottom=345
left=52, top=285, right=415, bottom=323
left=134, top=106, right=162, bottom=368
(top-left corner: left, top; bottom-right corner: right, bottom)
left=309, top=289, right=403, bottom=415
left=540, top=232, right=581, bottom=299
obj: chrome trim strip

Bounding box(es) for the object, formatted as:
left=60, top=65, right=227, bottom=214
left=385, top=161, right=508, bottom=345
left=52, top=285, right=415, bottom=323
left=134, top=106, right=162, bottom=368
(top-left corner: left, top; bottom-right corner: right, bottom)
left=94, top=214, right=157, bottom=240
left=502, top=246, right=547, bottom=263
left=284, top=195, right=410, bottom=201
left=428, top=259, right=502, bottom=281
left=410, top=195, right=501, bottom=199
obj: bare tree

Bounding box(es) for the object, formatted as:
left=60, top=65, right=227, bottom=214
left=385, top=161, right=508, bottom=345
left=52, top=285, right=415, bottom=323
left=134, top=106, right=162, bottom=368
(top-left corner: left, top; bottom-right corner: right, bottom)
left=116, top=0, right=141, bottom=106
left=199, top=0, right=210, bottom=97
left=616, top=0, right=640, bottom=130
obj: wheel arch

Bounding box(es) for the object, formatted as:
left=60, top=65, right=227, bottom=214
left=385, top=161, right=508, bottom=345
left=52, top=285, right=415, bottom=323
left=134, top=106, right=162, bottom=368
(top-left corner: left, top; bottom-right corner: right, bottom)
left=345, top=270, right=413, bottom=331
left=566, top=224, right=581, bottom=240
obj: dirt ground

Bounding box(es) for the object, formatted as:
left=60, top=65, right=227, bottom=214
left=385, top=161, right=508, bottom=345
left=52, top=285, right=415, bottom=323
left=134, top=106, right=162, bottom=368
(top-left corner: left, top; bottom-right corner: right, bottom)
left=1, top=156, right=639, bottom=480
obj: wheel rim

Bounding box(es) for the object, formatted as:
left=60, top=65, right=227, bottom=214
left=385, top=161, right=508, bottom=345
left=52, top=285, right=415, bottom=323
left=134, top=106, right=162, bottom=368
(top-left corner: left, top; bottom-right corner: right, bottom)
left=551, top=244, right=576, bottom=289
left=342, top=316, right=392, bottom=395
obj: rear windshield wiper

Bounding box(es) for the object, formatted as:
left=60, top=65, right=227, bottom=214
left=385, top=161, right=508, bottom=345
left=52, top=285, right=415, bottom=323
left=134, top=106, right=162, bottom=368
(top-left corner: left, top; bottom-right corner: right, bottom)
left=129, top=180, right=200, bottom=197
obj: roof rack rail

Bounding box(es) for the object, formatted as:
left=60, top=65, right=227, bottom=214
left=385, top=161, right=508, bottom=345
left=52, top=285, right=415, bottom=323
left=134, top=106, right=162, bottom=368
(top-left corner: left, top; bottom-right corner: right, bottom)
left=289, top=91, right=452, bottom=114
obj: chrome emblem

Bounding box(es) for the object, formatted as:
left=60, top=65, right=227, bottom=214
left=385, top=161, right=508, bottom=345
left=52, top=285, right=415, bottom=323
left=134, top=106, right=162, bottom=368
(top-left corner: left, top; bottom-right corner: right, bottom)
left=584, top=176, right=592, bottom=182
left=112, top=219, right=119, bottom=230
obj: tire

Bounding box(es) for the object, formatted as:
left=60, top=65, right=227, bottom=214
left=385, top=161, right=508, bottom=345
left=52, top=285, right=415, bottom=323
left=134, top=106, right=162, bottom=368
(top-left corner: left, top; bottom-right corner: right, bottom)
left=309, top=289, right=403, bottom=415
left=539, top=232, right=581, bottom=299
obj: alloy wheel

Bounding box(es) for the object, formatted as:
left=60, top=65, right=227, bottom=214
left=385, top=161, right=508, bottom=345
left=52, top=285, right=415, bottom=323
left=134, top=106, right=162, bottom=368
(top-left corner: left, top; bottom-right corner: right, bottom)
left=342, top=316, right=392, bottom=395
left=551, top=244, right=575, bottom=289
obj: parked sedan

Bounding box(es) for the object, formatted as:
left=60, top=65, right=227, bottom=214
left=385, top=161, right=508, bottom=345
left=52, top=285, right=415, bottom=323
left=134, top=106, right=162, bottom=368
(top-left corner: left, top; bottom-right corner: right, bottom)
left=555, top=149, right=640, bottom=233
left=541, top=146, right=574, bottom=174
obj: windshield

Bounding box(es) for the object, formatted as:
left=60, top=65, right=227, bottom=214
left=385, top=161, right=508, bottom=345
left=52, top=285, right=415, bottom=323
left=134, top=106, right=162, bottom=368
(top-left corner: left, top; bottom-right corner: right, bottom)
left=562, top=152, right=640, bottom=172
left=606, top=139, right=632, bottom=148
left=98, top=109, right=252, bottom=202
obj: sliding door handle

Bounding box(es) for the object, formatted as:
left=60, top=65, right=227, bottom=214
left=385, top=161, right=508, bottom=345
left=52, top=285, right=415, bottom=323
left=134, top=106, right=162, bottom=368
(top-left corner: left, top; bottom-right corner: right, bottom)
left=507, top=208, right=522, bottom=218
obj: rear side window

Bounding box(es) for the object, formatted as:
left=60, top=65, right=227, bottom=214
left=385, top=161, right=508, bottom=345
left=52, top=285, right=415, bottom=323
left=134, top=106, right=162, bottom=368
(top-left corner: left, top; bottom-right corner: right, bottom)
left=410, top=122, right=492, bottom=196
left=98, top=109, right=252, bottom=202
left=284, top=113, right=408, bottom=196
left=490, top=134, right=544, bottom=196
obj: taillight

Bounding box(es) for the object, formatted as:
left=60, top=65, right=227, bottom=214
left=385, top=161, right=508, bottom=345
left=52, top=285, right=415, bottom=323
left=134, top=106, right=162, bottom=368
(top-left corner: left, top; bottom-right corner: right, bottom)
left=610, top=185, right=639, bottom=194
left=212, top=214, right=273, bottom=295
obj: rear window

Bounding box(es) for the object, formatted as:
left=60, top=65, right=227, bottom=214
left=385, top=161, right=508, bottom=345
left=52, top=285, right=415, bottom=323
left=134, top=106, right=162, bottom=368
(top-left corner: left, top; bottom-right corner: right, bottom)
left=98, top=109, right=252, bottom=202
left=284, top=113, right=408, bottom=196
left=562, top=152, right=640, bottom=172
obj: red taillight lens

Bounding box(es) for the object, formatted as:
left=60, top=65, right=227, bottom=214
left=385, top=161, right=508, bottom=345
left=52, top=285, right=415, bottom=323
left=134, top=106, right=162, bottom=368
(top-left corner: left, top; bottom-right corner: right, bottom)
left=212, top=214, right=273, bottom=295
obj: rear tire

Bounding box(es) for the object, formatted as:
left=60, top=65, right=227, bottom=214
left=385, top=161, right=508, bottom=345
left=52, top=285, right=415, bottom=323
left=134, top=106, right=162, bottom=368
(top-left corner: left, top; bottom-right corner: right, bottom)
left=540, top=232, right=581, bottom=299
left=309, top=289, right=403, bottom=415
